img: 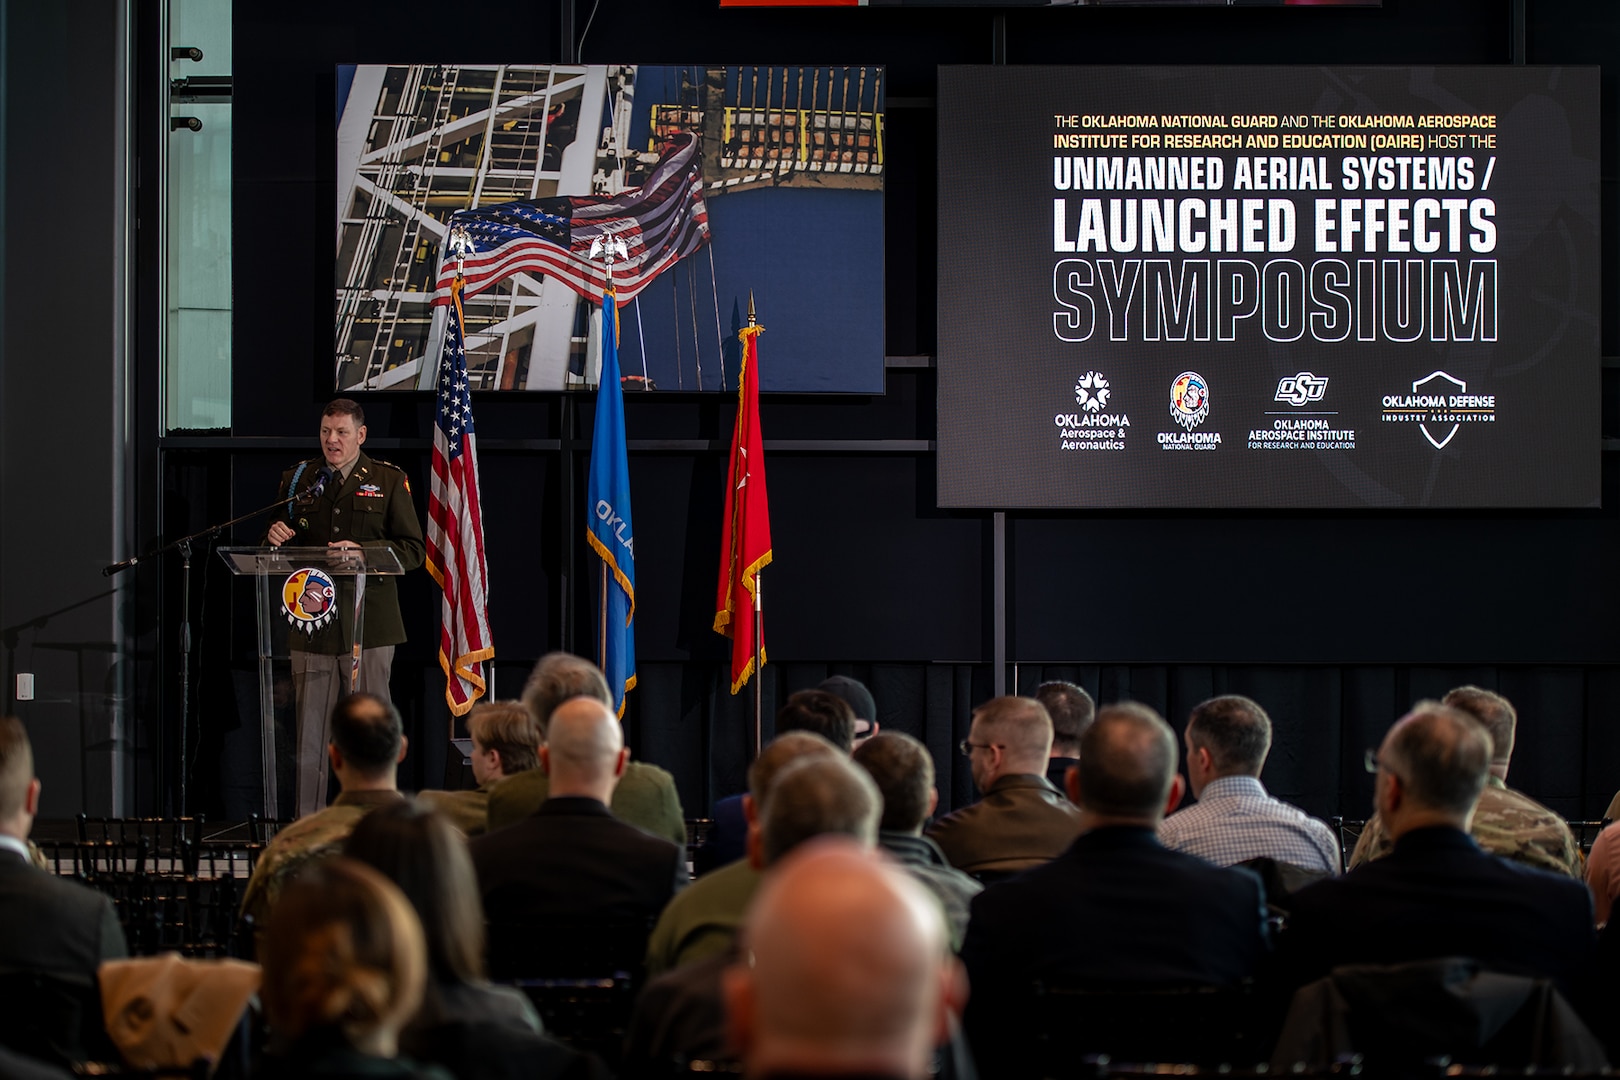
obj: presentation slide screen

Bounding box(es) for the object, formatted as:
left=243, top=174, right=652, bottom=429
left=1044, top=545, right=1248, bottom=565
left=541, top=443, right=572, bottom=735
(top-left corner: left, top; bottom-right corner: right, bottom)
left=335, top=64, right=883, bottom=393
left=937, top=67, right=1598, bottom=508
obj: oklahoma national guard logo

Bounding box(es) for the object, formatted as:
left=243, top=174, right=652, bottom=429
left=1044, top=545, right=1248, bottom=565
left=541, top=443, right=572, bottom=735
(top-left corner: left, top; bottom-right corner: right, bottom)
left=281, top=567, right=336, bottom=633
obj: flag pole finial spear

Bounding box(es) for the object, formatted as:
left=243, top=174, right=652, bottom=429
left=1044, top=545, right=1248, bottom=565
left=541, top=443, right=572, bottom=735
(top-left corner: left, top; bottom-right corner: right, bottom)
left=747, top=290, right=756, bottom=327
left=447, top=222, right=473, bottom=283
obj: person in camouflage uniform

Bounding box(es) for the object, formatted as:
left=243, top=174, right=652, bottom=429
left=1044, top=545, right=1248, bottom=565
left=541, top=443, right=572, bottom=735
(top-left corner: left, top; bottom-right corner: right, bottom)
left=241, top=693, right=408, bottom=928
left=1348, top=685, right=1579, bottom=877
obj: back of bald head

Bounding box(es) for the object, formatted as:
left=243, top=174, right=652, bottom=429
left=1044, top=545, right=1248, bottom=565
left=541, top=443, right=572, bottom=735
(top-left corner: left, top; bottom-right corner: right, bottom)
left=1076, top=703, right=1178, bottom=820
left=748, top=731, right=841, bottom=808
left=972, top=696, right=1054, bottom=772
left=728, top=839, right=956, bottom=1079
left=1441, top=685, right=1515, bottom=767
left=1383, top=701, right=1492, bottom=817
left=521, top=652, right=610, bottom=738
left=760, top=755, right=881, bottom=865
left=544, top=696, right=624, bottom=785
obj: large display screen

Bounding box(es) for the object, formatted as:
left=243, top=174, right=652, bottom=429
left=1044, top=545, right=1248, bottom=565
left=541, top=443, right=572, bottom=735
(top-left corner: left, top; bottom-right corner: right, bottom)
left=335, top=64, right=883, bottom=393
left=937, top=67, right=1598, bottom=508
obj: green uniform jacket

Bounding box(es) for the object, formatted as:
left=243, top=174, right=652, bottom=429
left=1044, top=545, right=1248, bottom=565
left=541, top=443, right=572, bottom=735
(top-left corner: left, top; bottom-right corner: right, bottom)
left=485, top=761, right=687, bottom=847
left=272, top=452, right=425, bottom=653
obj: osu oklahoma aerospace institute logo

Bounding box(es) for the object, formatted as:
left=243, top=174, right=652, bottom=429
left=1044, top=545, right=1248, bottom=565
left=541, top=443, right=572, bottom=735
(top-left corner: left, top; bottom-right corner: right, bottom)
left=282, top=567, right=336, bottom=633
left=1169, top=371, right=1210, bottom=431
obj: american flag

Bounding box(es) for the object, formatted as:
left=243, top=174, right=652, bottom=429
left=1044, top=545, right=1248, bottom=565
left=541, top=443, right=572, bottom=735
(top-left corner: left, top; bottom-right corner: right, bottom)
left=425, top=277, right=494, bottom=716
left=431, top=132, right=710, bottom=307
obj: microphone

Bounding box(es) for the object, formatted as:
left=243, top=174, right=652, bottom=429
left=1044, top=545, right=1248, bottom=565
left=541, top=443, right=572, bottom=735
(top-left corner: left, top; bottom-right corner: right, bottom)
left=297, top=466, right=333, bottom=506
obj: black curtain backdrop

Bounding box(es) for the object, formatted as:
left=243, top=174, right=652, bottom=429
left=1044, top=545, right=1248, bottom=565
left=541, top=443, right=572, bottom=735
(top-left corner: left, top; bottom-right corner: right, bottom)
left=155, top=0, right=1620, bottom=822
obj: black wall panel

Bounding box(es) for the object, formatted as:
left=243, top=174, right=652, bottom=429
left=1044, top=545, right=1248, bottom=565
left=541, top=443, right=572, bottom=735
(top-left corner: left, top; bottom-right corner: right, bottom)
left=151, top=0, right=1620, bottom=819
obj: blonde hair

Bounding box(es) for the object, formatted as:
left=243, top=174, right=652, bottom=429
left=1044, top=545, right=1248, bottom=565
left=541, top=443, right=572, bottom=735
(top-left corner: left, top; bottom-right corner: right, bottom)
left=261, top=857, right=427, bottom=1049
left=467, top=701, right=540, bottom=774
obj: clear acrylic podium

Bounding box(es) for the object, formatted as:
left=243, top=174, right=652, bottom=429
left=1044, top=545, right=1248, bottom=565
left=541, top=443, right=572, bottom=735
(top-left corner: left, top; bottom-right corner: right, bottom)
left=218, top=545, right=408, bottom=818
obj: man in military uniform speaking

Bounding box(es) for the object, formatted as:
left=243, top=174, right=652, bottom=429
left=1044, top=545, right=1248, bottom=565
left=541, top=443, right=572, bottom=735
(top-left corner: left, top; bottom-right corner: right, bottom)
left=266, top=399, right=424, bottom=815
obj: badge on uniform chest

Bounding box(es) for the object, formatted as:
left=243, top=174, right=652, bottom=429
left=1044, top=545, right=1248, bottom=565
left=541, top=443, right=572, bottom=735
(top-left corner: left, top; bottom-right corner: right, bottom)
left=357, top=483, right=384, bottom=498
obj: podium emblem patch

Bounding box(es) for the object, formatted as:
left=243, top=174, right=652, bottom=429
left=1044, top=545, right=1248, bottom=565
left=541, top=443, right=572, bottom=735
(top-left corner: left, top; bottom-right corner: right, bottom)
left=282, top=567, right=336, bottom=633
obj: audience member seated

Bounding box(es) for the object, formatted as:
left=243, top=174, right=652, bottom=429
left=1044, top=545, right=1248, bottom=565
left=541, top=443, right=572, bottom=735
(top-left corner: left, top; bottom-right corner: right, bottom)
left=694, top=688, right=858, bottom=874
left=485, top=653, right=685, bottom=845
left=1350, top=686, right=1580, bottom=877
left=242, top=692, right=409, bottom=927
left=470, top=696, right=688, bottom=980
left=418, top=701, right=538, bottom=837
left=1159, top=695, right=1340, bottom=873
left=621, top=754, right=882, bottom=1074
left=927, top=695, right=1082, bottom=877
left=0, top=715, right=128, bottom=1067
left=959, top=702, right=1270, bottom=1074
left=644, top=732, right=841, bottom=978
left=257, top=858, right=449, bottom=1079
left=346, top=801, right=600, bottom=1080
left=1277, top=701, right=1595, bottom=998
left=1035, top=680, right=1093, bottom=797
left=852, top=731, right=982, bottom=948
left=821, top=675, right=879, bottom=743
left=722, top=839, right=966, bottom=1080
left=1586, top=817, right=1620, bottom=925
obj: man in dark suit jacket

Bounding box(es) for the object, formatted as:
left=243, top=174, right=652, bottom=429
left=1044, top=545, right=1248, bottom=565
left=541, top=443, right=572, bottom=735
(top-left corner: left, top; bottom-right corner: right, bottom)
left=959, top=702, right=1270, bottom=1073
left=469, top=695, right=688, bottom=979
left=1277, top=701, right=1595, bottom=997
left=0, top=717, right=128, bottom=1065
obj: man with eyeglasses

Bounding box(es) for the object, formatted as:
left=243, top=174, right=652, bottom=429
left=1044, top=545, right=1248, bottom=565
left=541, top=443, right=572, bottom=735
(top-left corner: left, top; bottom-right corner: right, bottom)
left=1347, top=685, right=1579, bottom=878
left=926, top=696, right=1082, bottom=877
left=1276, top=701, right=1594, bottom=997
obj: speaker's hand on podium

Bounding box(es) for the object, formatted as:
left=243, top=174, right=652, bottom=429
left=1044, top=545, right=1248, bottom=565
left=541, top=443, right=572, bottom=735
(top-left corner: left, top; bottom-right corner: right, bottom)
left=328, top=540, right=363, bottom=569
left=267, top=521, right=295, bottom=546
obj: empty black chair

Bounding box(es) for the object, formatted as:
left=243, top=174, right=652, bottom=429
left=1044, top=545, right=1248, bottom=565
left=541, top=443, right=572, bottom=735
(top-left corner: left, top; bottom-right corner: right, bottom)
left=1031, top=981, right=1259, bottom=1077
left=0, top=969, right=110, bottom=1067
left=487, top=917, right=654, bottom=1070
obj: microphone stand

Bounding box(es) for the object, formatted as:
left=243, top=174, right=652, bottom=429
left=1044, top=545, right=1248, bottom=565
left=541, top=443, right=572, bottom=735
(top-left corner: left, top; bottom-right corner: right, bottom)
left=103, top=488, right=314, bottom=817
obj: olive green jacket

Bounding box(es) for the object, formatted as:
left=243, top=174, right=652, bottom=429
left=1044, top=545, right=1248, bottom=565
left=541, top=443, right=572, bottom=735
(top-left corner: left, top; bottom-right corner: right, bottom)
left=485, top=762, right=687, bottom=847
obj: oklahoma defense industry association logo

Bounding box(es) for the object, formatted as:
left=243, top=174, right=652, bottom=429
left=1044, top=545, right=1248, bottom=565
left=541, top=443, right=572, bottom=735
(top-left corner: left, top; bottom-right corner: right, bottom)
left=1169, top=371, right=1209, bottom=431
left=281, top=567, right=337, bottom=633
left=1380, top=370, right=1496, bottom=449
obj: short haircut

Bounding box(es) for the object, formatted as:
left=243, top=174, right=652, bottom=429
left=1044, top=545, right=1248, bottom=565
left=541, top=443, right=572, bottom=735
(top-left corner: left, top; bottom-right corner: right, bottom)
left=261, top=857, right=425, bottom=1047
left=467, top=700, right=540, bottom=775
left=1036, top=681, right=1096, bottom=751
left=345, top=801, right=484, bottom=985
left=1077, top=703, right=1178, bottom=818
left=853, top=731, right=934, bottom=833
left=972, top=696, right=1054, bottom=763
left=1383, top=701, right=1491, bottom=817
left=521, top=652, right=610, bottom=737
left=331, top=693, right=403, bottom=775
left=748, top=731, right=841, bottom=808
left=0, top=717, right=33, bottom=819
left=323, top=398, right=365, bottom=426
left=759, top=756, right=881, bottom=865
left=776, top=690, right=855, bottom=752
left=1442, top=685, right=1516, bottom=765
left=1186, top=695, right=1272, bottom=776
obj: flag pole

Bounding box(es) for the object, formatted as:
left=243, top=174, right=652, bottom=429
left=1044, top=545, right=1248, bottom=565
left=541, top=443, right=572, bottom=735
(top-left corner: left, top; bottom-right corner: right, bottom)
left=591, top=228, right=627, bottom=691
left=747, top=292, right=763, bottom=757
left=752, top=569, right=763, bottom=758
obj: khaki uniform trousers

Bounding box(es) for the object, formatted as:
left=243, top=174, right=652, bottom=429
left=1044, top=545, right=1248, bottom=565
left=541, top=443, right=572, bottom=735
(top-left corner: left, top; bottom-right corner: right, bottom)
left=290, top=646, right=394, bottom=816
